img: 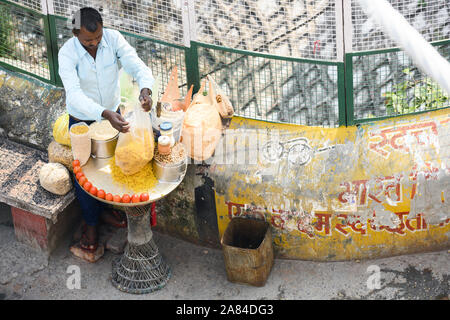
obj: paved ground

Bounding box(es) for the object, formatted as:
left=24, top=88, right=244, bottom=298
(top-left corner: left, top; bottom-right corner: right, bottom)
left=0, top=207, right=448, bottom=301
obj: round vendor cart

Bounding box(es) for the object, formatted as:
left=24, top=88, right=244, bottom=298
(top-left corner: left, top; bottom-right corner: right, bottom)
left=78, top=155, right=187, bottom=294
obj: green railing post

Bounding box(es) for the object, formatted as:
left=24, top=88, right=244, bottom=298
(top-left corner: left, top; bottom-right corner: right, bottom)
left=45, top=14, right=62, bottom=86
left=337, top=62, right=347, bottom=127
left=43, top=14, right=56, bottom=85
left=185, top=41, right=200, bottom=95
left=344, top=53, right=354, bottom=126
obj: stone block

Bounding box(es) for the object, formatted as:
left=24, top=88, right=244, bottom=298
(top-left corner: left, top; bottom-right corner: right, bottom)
left=11, top=207, right=48, bottom=251
left=70, top=243, right=104, bottom=263
left=11, top=201, right=80, bottom=254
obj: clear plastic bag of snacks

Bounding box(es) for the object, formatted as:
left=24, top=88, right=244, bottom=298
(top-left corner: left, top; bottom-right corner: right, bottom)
left=115, top=103, right=154, bottom=175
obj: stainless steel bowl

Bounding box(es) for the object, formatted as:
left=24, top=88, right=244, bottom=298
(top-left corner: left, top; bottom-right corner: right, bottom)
left=91, top=134, right=119, bottom=159
left=152, top=157, right=187, bottom=182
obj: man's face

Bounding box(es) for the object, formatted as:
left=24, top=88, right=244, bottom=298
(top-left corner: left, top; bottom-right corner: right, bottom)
left=75, top=23, right=103, bottom=51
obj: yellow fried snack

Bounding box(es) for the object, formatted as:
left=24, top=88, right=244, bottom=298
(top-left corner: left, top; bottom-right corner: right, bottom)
left=109, top=156, right=157, bottom=193
left=70, top=125, right=89, bottom=135
left=89, top=120, right=118, bottom=140
left=115, top=128, right=154, bottom=175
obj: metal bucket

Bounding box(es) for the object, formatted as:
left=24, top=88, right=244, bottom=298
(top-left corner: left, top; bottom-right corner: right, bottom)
left=91, top=134, right=118, bottom=159
left=152, top=158, right=187, bottom=183
left=221, top=217, right=274, bottom=287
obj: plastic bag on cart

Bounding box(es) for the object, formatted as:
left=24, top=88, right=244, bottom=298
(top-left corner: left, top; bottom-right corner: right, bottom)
left=160, top=66, right=193, bottom=112
left=151, top=67, right=194, bottom=141
left=53, top=113, right=71, bottom=146
left=206, top=75, right=234, bottom=119
left=181, top=80, right=222, bottom=161
left=115, top=102, right=154, bottom=175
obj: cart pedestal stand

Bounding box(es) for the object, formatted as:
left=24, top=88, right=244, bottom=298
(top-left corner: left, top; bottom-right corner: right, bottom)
left=80, top=155, right=186, bottom=294
left=111, top=204, right=171, bottom=294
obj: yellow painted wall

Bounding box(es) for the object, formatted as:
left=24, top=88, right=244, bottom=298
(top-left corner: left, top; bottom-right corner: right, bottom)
left=212, top=109, right=450, bottom=261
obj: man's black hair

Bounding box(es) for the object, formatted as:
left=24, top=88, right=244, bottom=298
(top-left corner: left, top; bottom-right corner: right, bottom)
left=72, top=7, right=103, bottom=34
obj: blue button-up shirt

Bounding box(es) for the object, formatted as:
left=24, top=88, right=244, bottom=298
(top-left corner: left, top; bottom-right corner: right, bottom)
left=58, top=28, right=154, bottom=122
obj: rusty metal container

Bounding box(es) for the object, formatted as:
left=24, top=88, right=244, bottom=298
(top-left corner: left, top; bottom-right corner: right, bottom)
left=221, top=217, right=274, bottom=287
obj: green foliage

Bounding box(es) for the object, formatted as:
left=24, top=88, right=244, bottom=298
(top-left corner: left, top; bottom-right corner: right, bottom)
left=0, top=5, right=15, bottom=58
left=417, top=0, right=427, bottom=8
left=383, top=68, right=449, bottom=115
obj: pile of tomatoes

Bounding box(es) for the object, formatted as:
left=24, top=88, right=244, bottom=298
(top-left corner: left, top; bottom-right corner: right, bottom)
left=72, top=159, right=150, bottom=203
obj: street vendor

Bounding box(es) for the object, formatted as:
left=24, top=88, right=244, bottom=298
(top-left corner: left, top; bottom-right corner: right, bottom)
left=58, top=7, right=154, bottom=252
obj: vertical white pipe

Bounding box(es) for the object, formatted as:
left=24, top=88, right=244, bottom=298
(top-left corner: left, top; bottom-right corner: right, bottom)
left=40, top=0, right=47, bottom=14
left=46, top=0, right=54, bottom=15
left=181, top=0, right=191, bottom=47
left=335, top=0, right=344, bottom=61
left=343, top=0, right=353, bottom=54
left=187, top=0, right=197, bottom=42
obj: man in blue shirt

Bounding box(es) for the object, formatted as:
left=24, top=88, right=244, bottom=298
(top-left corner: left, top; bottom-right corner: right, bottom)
left=59, top=7, right=154, bottom=252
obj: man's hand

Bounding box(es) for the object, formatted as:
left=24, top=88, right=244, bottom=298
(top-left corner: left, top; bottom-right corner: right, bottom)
left=139, top=88, right=153, bottom=112
left=102, top=109, right=130, bottom=133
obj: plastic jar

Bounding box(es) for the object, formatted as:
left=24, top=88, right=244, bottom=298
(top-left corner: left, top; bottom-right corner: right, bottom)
left=69, top=122, right=91, bottom=166
left=157, top=135, right=171, bottom=155
left=159, top=121, right=175, bottom=147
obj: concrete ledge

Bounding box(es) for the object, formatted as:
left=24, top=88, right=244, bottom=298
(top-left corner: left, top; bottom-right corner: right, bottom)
left=11, top=201, right=80, bottom=254
left=0, top=137, right=78, bottom=254
left=0, top=137, right=75, bottom=223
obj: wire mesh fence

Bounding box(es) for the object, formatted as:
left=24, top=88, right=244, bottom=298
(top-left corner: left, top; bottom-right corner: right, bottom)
left=194, top=0, right=338, bottom=61
left=52, top=0, right=185, bottom=46
left=197, top=43, right=341, bottom=127
left=351, top=0, right=449, bottom=52
left=349, top=40, right=450, bottom=123
left=6, top=0, right=41, bottom=12
left=0, top=1, right=50, bottom=80
left=122, top=33, right=188, bottom=99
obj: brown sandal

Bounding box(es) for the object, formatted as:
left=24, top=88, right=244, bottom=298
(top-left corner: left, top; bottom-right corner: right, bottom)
left=80, top=224, right=98, bottom=252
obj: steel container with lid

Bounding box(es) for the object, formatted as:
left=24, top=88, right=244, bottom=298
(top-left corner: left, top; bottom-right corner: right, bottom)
left=91, top=134, right=119, bottom=158
left=89, top=120, right=119, bottom=159
left=152, top=157, right=187, bottom=183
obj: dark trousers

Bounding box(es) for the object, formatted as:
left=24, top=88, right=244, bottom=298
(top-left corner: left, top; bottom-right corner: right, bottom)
left=68, top=111, right=157, bottom=227
left=68, top=115, right=104, bottom=226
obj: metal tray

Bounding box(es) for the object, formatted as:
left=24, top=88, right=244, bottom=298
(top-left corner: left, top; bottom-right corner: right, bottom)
left=77, top=156, right=186, bottom=207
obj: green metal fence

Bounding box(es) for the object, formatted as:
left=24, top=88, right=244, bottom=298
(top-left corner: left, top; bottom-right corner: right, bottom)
left=346, top=40, right=450, bottom=125
left=194, top=42, right=345, bottom=127
left=0, top=1, right=52, bottom=82
left=0, top=0, right=448, bottom=128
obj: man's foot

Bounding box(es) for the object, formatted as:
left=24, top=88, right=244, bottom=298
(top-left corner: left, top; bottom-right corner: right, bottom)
left=80, top=223, right=98, bottom=252
left=100, top=210, right=127, bottom=228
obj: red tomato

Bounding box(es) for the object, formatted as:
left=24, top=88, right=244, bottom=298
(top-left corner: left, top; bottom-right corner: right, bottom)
left=78, top=176, right=87, bottom=186
left=97, top=189, right=106, bottom=199
left=75, top=172, right=84, bottom=180
left=131, top=194, right=140, bottom=203
left=105, top=193, right=113, bottom=201
left=113, top=195, right=122, bottom=203
left=72, top=159, right=80, bottom=167
left=140, top=193, right=149, bottom=202
left=83, top=181, right=92, bottom=191
left=89, top=186, right=98, bottom=196
left=122, top=194, right=131, bottom=203
left=73, top=166, right=81, bottom=174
